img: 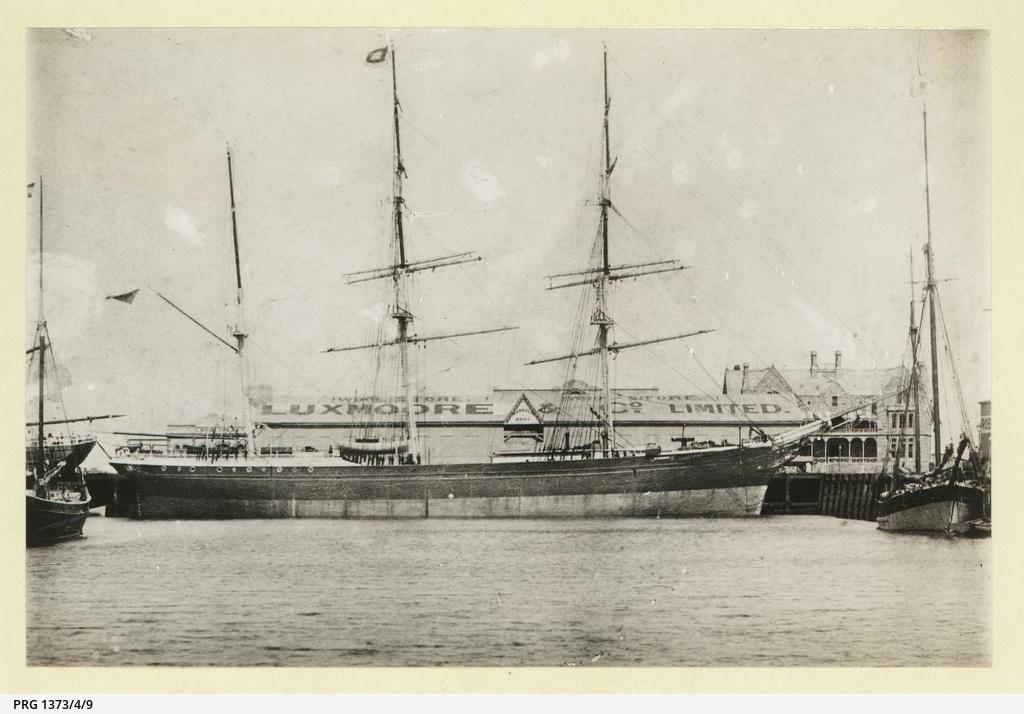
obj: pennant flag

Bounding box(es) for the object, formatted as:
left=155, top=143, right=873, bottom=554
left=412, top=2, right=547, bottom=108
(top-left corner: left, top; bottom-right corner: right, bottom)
left=106, top=289, right=140, bottom=304
left=27, top=182, right=35, bottom=198
left=366, top=46, right=388, bottom=64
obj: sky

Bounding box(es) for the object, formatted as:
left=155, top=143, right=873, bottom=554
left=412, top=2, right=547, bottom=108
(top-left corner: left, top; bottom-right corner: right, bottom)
left=25, top=28, right=990, bottom=436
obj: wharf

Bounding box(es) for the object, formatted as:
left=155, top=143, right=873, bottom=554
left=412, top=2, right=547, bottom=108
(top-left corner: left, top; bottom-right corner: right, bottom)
left=762, top=465, right=884, bottom=521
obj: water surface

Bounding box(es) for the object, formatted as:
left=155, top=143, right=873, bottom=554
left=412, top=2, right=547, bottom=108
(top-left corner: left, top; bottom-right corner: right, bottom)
left=27, top=515, right=991, bottom=666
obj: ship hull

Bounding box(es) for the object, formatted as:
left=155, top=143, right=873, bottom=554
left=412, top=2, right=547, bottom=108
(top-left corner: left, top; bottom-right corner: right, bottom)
left=109, top=443, right=797, bottom=519
left=876, top=483, right=986, bottom=533
left=26, top=493, right=91, bottom=546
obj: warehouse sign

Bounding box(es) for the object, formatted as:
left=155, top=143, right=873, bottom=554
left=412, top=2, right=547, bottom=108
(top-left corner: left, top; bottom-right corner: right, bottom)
left=258, top=392, right=805, bottom=424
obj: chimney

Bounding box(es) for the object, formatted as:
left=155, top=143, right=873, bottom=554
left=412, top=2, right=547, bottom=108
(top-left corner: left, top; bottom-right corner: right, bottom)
left=810, top=351, right=818, bottom=373
left=741, top=363, right=749, bottom=392
left=834, top=350, right=842, bottom=371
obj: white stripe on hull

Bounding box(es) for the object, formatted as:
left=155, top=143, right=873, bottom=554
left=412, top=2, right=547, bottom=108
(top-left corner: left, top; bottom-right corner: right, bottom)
left=139, top=485, right=769, bottom=519
left=877, top=499, right=980, bottom=532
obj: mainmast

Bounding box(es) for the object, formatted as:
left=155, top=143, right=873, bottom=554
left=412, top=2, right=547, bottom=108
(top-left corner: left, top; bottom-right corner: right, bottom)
left=530, top=45, right=707, bottom=455
left=594, top=45, right=614, bottom=455
left=922, top=109, right=942, bottom=467
left=226, top=149, right=256, bottom=457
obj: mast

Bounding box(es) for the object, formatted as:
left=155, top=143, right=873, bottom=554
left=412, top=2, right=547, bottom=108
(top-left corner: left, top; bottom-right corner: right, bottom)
left=390, top=45, right=419, bottom=462
left=531, top=46, right=707, bottom=454
left=594, top=44, right=614, bottom=455
left=226, top=149, right=255, bottom=457
left=910, top=248, right=921, bottom=472
left=326, top=44, right=508, bottom=463
left=36, top=177, right=46, bottom=476
left=894, top=247, right=921, bottom=483
left=922, top=108, right=941, bottom=467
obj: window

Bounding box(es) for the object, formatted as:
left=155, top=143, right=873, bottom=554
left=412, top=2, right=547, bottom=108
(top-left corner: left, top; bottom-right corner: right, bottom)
left=887, top=437, right=915, bottom=458
left=831, top=396, right=839, bottom=407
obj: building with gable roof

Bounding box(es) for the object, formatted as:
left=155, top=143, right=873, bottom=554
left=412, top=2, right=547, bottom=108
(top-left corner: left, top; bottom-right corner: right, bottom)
left=723, top=350, right=932, bottom=473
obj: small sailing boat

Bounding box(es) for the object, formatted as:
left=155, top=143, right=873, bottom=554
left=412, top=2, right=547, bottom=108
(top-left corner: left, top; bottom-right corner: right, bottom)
left=108, top=44, right=835, bottom=520
left=26, top=179, right=95, bottom=545
left=876, top=110, right=989, bottom=535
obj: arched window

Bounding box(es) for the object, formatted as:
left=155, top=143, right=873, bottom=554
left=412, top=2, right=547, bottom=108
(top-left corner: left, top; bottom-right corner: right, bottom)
left=812, top=439, right=826, bottom=458
left=864, top=438, right=877, bottom=459
left=827, top=439, right=847, bottom=459
left=851, top=438, right=863, bottom=458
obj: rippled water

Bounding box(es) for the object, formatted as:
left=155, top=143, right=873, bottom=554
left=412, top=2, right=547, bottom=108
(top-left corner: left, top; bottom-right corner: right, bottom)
left=27, top=515, right=990, bottom=666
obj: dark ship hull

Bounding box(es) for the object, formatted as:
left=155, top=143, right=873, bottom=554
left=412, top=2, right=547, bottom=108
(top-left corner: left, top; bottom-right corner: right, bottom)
left=26, top=492, right=91, bottom=546
left=876, top=482, right=986, bottom=533
left=109, top=441, right=800, bottom=519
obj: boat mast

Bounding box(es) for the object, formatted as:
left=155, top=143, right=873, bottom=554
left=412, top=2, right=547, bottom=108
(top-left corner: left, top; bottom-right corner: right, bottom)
left=922, top=108, right=941, bottom=467
left=36, top=177, right=46, bottom=477
left=327, top=45, right=510, bottom=462
left=226, top=149, right=256, bottom=457
left=910, top=248, right=921, bottom=472
left=530, top=46, right=709, bottom=452
left=594, top=44, right=614, bottom=455
left=389, top=46, right=420, bottom=462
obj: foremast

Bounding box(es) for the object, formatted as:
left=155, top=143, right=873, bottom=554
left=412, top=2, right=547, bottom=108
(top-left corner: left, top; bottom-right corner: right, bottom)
left=387, top=47, right=420, bottom=462
left=528, top=45, right=710, bottom=457
left=326, top=45, right=515, bottom=464
left=893, top=247, right=923, bottom=486
left=910, top=248, right=922, bottom=473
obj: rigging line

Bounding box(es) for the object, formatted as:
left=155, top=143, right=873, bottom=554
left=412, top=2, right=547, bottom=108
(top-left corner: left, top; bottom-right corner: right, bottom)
left=604, top=188, right=786, bottom=364
left=608, top=357, right=634, bottom=450
left=41, top=324, right=74, bottom=441
left=688, top=350, right=768, bottom=430
left=933, top=289, right=975, bottom=445
left=26, top=335, right=37, bottom=388
left=244, top=335, right=358, bottom=404
left=891, top=341, right=913, bottom=457
left=893, top=284, right=929, bottom=453
left=397, top=114, right=549, bottom=235
left=606, top=50, right=856, bottom=337
left=459, top=85, right=569, bottom=158
left=608, top=320, right=720, bottom=401
left=671, top=269, right=807, bottom=411
left=601, top=131, right=827, bottom=366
